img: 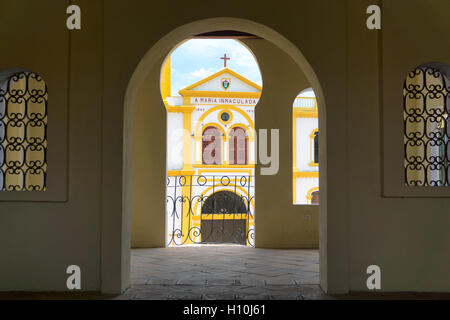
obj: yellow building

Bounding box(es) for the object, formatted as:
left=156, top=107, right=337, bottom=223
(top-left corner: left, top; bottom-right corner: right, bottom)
left=293, top=88, right=319, bottom=204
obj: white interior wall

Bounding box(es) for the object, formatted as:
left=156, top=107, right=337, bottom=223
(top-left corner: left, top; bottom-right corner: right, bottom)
left=296, top=117, right=318, bottom=171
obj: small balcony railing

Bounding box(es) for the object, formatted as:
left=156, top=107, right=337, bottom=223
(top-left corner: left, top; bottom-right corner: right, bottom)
left=293, top=97, right=317, bottom=109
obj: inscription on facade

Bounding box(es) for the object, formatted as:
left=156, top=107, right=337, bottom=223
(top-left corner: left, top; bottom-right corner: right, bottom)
left=191, top=97, right=258, bottom=105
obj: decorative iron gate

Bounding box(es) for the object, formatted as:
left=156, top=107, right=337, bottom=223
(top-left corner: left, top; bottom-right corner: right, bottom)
left=404, top=66, right=449, bottom=186
left=166, top=174, right=255, bottom=247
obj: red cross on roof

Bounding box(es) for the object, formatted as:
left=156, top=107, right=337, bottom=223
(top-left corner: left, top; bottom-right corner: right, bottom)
left=220, top=53, right=230, bottom=68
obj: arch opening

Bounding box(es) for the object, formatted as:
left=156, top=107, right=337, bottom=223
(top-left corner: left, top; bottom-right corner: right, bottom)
left=123, top=17, right=328, bottom=293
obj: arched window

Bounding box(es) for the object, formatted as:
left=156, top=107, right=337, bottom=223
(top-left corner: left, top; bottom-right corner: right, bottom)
left=404, top=63, right=450, bottom=186
left=229, top=126, right=247, bottom=165
left=308, top=129, right=319, bottom=167
left=202, top=126, right=222, bottom=165
left=306, top=187, right=319, bottom=205
left=0, top=71, right=47, bottom=191
left=311, top=190, right=319, bottom=204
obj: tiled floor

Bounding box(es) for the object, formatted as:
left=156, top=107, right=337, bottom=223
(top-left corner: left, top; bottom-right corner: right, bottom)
left=119, top=245, right=329, bottom=300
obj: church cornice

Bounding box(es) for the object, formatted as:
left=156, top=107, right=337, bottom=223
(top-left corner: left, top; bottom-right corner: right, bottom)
left=166, top=105, right=196, bottom=113
left=179, top=90, right=261, bottom=98
left=292, top=169, right=319, bottom=178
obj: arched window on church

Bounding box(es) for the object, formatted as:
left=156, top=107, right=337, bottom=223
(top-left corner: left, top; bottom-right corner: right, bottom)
left=0, top=70, right=47, bottom=191
left=229, top=127, right=247, bottom=165
left=313, top=130, right=319, bottom=164
left=311, top=190, right=319, bottom=204
left=404, top=63, right=450, bottom=186
left=202, top=126, right=222, bottom=165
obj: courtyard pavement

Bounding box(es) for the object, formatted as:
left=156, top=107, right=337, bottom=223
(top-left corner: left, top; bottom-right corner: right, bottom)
left=119, top=245, right=329, bottom=300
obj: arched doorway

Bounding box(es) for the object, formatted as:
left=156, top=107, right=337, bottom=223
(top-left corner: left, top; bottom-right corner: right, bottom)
left=200, top=190, right=248, bottom=245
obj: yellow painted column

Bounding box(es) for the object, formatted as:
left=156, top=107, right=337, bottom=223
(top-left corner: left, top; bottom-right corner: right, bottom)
left=160, top=56, right=171, bottom=102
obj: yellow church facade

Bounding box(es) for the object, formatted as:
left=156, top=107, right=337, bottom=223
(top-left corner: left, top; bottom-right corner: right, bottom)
left=161, top=58, right=259, bottom=247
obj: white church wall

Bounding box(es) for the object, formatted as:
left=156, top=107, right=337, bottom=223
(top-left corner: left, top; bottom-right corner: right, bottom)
left=194, top=138, right=202, bottom=165
left=166, top=112, right=184, bottom=170
left=166, top=96, right=183, bottom=105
